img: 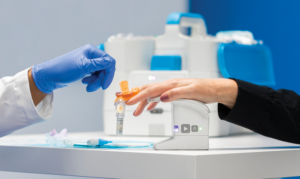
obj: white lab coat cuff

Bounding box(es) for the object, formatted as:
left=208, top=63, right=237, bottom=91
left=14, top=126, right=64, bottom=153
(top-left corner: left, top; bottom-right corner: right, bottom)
left=14, top=69, right=54, bottom=124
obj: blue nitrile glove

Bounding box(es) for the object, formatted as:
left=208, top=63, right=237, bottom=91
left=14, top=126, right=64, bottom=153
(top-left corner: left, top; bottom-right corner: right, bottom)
left=32, top=44, right=115, bottom=94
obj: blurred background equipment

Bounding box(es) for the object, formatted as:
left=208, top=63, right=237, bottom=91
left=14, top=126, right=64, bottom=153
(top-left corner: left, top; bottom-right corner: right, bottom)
left=103, top=12, right=273, bottom=137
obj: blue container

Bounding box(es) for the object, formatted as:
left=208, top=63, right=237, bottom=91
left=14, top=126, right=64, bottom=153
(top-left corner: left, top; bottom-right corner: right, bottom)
left=218, top=43, right=276, bottom=86
left=151, top=55, right=181, bottom=71
left=97, top=43, right=105, bottom=51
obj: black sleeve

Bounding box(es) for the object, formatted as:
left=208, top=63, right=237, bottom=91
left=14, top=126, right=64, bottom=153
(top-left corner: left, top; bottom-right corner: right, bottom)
left=218, top=79, right=300, bottom=144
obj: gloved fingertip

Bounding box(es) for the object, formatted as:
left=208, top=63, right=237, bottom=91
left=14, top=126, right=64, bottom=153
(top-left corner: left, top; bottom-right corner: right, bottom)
left=82, top=79, right=88, bottom=84
left=86, top=85, right=101, bottom=92
left=102, top=85, right=109, bottom=90
left=86, top=87, right=96, bottom=93
left=86, top=77, right=103, bottom=92
left=102, top=71, right=115, bottom=90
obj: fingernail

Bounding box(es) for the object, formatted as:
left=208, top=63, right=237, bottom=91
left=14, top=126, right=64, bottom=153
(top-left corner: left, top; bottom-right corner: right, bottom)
left=116, top=92, right=122, bottom=95
left=160, top=94, right=169, bottom=102
left=133, top=110, right=136, bottom=116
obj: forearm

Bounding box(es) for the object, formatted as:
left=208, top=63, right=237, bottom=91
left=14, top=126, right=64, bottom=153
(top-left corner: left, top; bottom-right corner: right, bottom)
left=0, top=69, right=53, bottom=137
left=219, top=79, right=300, bottom=144
left=28, top=68, right=47, bottom=106
left=215, top=79, right=238, bottom=109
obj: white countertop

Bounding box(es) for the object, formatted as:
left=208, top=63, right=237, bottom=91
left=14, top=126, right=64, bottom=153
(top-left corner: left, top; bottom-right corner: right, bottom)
left=0, top=132, right=300, bottom=179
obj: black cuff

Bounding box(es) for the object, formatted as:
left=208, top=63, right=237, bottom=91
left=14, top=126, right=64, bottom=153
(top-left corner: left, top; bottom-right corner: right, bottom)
left=218, top=103, right=231, bottom=119
left=218, top=79, right=268, bottom=130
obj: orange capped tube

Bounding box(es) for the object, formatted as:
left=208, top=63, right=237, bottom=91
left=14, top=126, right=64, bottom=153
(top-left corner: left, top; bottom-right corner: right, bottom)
left=115, top=81, right=139, bottom=102
left=114, top=81, right=139, bottom=135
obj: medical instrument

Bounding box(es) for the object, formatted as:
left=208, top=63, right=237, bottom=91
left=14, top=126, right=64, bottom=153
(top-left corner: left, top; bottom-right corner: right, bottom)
left=87, top=139, right=112, bottom=147
left=79, top=138, right=152, bottom=148
left=101, top=12, right=274, bottom=137
left=32, top=44, right=115, bottom=94
left=76, top=141, right=152, bottom=148
left=87, top=139, right=151, bottom=148
left=148, top=97, right=209, bottom=150
left=115, top=99, right=125, bottom=135
left=45, top=129, right=74, bottom=146
left=114, top=81, right=139, bottom=135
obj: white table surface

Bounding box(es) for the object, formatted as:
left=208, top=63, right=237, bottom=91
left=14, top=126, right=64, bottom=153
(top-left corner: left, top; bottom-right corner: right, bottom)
left=0, top=132, right=300, bottom=179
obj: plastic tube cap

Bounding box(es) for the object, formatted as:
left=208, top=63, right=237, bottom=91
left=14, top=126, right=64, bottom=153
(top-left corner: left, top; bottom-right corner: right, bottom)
left=87, top=139, right=112, bottom=147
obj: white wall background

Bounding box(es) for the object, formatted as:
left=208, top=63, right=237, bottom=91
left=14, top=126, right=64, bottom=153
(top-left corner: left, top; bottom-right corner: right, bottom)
left=0, top=0, right=187, bottom=178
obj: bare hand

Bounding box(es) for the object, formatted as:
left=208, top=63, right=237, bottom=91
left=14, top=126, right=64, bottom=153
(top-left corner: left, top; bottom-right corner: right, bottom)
left=125, top=78, right=238, bottom=116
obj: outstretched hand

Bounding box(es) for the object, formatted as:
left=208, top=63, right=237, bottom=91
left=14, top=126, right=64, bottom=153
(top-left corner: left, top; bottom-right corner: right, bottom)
left=125, top=78, right=238, bottom=116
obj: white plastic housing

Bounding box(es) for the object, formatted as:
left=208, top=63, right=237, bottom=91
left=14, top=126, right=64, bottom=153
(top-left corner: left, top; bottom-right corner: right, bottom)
left=186, top=37, right=220, bottom=72
left=155, top=25, right=189, bottom=70
left=103, top=71, right=188, bottom=136
left=103, top=17, right=254, bottom=137
left=152, top=20, right=234, bottom=137
left=154, top=99, right=209, bottom=150
left=105, top=37, right=154, bottom=72
left=180, top=16, right=207, bottom=37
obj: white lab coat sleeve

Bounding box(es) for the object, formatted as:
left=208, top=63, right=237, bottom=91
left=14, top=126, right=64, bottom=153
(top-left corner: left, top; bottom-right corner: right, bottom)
left=0, top=68, right=54, bottom=137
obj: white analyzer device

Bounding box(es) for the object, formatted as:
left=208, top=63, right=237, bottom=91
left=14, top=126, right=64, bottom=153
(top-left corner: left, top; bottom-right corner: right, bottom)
left=104, top=70, right=188, bottom=137
left=101, top=12, right=270, bottom=137
left=148, top=97, right=209, bottom=150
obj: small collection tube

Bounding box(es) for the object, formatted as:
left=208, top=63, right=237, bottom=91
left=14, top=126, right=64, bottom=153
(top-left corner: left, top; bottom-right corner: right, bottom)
left=114, top=80, right=140, bottom=135
left=115, top=99, right=126, bottom=135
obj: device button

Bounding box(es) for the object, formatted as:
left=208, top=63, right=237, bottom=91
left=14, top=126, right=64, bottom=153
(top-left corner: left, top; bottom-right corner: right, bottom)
left=192, top=125, right=198, bottom=132
left=181, top=124, right=190, bottom=133
left=150, top=108, right=163, bottom=114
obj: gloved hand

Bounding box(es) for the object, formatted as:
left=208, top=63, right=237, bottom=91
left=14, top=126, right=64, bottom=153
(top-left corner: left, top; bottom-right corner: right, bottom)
left=32, top=44, right=115, bottom=94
